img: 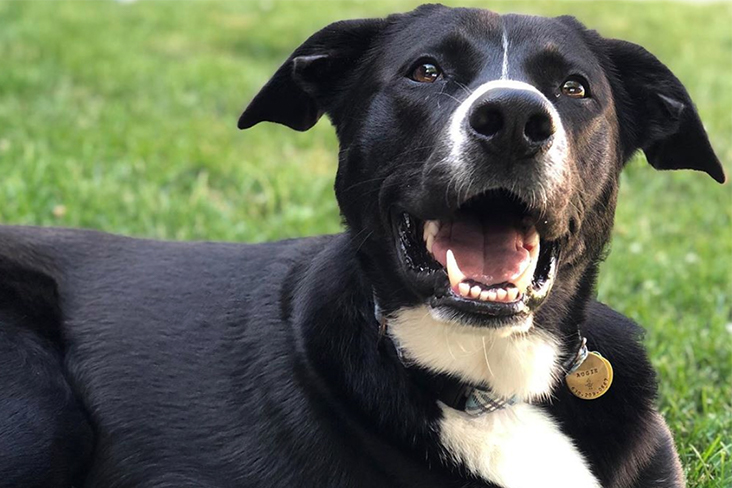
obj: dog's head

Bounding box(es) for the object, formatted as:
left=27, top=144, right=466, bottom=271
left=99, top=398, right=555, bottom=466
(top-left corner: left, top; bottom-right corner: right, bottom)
left=240, top=5, right=723, bottom=335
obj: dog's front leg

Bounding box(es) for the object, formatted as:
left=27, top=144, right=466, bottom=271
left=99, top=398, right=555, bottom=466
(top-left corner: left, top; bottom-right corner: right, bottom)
left=439, top=403, right=601, bottom=488
left=624, top=413, right=685, bottom=488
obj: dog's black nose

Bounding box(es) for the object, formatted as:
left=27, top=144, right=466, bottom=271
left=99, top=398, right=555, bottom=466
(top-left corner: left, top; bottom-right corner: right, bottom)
left=467, top=87, right=555, bottom=155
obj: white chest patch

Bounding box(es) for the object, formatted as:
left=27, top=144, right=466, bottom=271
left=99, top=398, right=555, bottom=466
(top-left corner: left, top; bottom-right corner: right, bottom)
left=387, top=305, right=599, bottom=487
left=440, top=403, right=600, bottom=488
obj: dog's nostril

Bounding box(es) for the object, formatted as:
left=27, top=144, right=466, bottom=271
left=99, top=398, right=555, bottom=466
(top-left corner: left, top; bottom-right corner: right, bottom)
left=569, top=218, right=579, bottom=235
left=469, top=107, right=504, bottom=138
left=524, top=113, right=555, bottom=143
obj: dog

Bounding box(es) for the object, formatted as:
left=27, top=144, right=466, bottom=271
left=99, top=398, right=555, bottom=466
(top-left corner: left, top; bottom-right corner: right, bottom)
left=0, top=4, right=725, bottom=487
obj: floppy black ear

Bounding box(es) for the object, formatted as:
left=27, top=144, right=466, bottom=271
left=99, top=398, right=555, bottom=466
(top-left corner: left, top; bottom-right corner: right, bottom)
left=238, top=18, right=386, bottom=132
left=606, top=39, right=725, bottom=183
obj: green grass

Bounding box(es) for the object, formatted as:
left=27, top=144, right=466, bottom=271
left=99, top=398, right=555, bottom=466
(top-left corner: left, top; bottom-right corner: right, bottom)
left=0, top=0, right=730, bottom=485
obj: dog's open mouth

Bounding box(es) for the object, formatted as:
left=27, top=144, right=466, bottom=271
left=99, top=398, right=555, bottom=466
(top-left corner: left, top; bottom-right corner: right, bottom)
left=395, top=190, right=559, bottom=326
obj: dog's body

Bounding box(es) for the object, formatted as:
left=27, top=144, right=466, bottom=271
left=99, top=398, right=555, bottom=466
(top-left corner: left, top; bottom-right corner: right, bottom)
left=0, top=228, right=680, bottom=487
left=0, top=5, right=725, bottom=488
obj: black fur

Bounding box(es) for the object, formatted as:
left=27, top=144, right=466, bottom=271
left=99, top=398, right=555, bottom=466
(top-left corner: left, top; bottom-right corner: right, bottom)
left=0, top=5, right=723, bottom=487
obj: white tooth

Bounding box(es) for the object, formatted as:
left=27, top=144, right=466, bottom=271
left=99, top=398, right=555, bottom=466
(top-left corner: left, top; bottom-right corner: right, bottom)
left=470, top=286, right=482, bottom=298
left=496, top=288, right=508, bottom=301
left=525, top=226, right=540, bottom=248
left=423, top=220, right=440, bottom=244
left=512, top=240, right=541, bottom=293
left=446, top=249, right=466, bottom=288
left=487, top=290, right=498, bottom=301
left=458, top=282, right=471, bottom=297
left=511, top=228, right=540, bottom=282
left=507, top=287, right=519, bottom=302
left=480, top=290, right=491, bottom=301
left=426, top=220, right=440, bottom=237
left=424, top=221, right=441, bottom=253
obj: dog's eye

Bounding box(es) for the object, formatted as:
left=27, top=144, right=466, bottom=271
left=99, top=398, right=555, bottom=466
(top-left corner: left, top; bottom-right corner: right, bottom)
left=410, top=63, right=442, bottom=83
left=561, top=78, right=588, bottom=98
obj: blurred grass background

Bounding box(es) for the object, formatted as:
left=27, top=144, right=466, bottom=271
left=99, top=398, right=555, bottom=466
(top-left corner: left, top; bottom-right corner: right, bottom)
left=0, top=0, right=730, bottom=485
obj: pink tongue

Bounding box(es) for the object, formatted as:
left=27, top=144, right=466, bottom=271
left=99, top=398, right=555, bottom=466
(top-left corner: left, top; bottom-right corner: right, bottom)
left=432, top=217, right=529, bottom=286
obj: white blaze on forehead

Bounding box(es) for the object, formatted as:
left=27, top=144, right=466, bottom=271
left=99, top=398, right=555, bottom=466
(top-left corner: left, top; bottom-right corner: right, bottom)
left=501, top=27, right=510, bottom=80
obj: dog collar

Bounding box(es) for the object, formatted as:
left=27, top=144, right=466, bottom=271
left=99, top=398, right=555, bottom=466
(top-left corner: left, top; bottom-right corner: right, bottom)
left=375, top=299, right=589, bottom=416
left=427, top=337, right=588, bottom=416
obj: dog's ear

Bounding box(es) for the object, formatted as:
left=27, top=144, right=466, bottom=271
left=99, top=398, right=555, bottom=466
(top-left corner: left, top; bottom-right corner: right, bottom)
left=605, top=39, right=725, bottom=183
left=238, top=18, right=386, bottom=132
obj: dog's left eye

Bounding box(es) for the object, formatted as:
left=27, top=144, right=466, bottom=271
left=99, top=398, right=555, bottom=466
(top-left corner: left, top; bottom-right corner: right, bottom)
left=561, top=77, right=588, bottom=98
left=410, top=63, right=442, bottom=83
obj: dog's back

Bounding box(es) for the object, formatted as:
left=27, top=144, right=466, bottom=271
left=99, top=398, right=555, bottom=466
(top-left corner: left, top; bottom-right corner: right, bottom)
left=0, top=227, right=322, bottom=485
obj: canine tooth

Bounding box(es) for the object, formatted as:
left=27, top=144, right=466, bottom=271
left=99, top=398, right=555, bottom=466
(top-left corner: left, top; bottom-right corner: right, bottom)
left=423, top=220, right=440, bottom=244
left=426, top=220, right=440, bottom=236
left=480, top=290, right=491, bottom=301
left=496, top=288, right=508, bottom=301
left=507, top=287, right=519, bottom=302
left=470, top=286, right=482, bottom=298
left=426, top=233, right=435, bottom=253
left=525, top=226, right=540, bottom=248
left=512, top=240, right=541, bottom=292
left=487, top=290, right=498, bottom=301
left=458, top=282, right=471, bottom=297
left=446, top=250, right=466, bottom=288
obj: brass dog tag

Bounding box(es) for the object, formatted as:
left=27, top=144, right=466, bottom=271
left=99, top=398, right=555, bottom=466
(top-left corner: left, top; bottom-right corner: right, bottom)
left=566, top=351, right=613, bottom=400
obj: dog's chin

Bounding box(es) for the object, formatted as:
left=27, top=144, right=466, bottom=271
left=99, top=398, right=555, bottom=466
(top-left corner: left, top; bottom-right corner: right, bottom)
left=427, top=305, right=535, bottom=338
left=392, top=190, right=560, bottom=330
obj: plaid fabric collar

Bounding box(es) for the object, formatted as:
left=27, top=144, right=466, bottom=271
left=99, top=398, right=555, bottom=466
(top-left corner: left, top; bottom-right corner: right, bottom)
left=464, top=388, right=519, bottom=415
left=460, top=337, right=587, bottom=416
left=376, top=298, right=588, bottom=416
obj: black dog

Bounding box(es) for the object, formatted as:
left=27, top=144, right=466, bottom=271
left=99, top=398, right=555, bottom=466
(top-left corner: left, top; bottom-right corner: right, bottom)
left=0, top=5, right=725, bottom=487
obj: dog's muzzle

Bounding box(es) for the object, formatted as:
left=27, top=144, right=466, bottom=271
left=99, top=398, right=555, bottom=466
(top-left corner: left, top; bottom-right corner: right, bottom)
left=466, top=86, right=556, bottom=159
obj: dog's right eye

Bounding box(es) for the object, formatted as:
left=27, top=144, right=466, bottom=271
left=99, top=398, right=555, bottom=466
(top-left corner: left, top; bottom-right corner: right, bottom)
left=410, top=63, right=442, bottom=83
left=561, top=77, right=589, bottom=98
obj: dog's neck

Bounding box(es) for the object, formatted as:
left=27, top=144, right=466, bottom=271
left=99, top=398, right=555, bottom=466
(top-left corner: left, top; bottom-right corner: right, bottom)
left=383, top=305, right=569, bottom=403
